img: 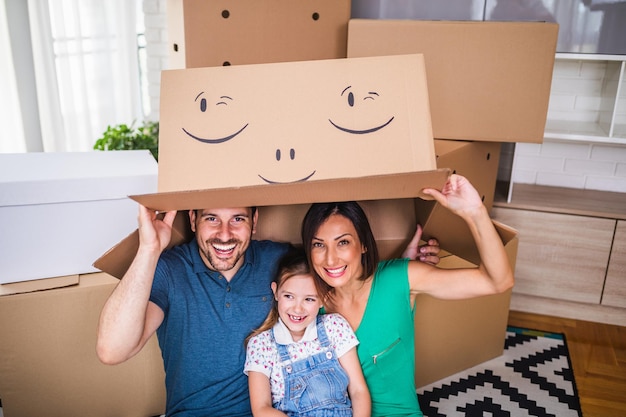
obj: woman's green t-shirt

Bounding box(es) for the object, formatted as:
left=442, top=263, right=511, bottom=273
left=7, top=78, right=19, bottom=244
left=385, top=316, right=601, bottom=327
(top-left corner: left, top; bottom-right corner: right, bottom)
left=321, top=259, right=423, bottom=416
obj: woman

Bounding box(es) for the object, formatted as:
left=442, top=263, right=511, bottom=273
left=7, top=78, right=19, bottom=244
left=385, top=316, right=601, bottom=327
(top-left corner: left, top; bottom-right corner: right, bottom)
left=300, top=174, right=514, bottom=416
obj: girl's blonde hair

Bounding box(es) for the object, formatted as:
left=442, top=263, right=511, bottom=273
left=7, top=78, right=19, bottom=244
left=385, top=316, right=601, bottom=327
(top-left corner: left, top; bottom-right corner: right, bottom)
left=246, top=247, right=323, bottom=345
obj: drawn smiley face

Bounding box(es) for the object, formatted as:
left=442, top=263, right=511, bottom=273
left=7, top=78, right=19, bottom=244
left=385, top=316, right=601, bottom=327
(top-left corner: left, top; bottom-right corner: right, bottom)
left=257, top=146, right=317, bottom=184
left=328, top=86, right=395, bottom=134
left=181, top=91, right=249, bottom=144
left=177, top=84, right=397, bottom=185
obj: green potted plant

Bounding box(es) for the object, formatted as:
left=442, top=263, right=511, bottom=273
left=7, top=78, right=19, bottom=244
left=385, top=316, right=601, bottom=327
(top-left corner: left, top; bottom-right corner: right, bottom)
left=93, top=120, right=159, bottom=161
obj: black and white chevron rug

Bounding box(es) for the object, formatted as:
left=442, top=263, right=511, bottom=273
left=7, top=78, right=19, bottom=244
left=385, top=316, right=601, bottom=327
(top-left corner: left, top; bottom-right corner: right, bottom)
left=417, top=326, right=582, bottom=417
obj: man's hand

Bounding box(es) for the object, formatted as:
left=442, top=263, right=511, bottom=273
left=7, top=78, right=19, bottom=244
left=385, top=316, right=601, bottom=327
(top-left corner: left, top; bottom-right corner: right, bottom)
left=137, top=205, right=177, bottom=254
left=401, top=224, right=440, bottom=266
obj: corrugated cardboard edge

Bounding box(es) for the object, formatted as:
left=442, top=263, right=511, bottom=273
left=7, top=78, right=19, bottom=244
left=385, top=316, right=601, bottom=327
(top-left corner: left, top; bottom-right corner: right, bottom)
left=134, top=170, right=449, bottom=212
left=0, top=274, right=79, bottom=296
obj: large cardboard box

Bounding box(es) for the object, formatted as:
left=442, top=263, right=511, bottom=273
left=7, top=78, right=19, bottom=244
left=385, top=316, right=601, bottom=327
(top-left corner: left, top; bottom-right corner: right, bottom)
left=0, top=150, right=158, bottom=288
left=157, top=54, right=438, bottom=192
left=412, top=223, right=517, bottom=388
left=0, top=272, right=166, bottom=417
left=167, top=0, right=351, bottom=69
left=94, top=53, right=518, bottom=390
left=347, top=19, right=559, bottom=143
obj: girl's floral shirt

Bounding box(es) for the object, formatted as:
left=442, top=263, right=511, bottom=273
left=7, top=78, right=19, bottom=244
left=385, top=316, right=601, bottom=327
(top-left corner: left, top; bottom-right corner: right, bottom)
left=244, top=313, right=358, bottom=404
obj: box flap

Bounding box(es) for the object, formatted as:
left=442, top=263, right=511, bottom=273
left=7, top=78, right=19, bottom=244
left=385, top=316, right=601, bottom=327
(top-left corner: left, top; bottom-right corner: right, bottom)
left=347, top=20, right=559, bottom=142
left=0, top=150, right=158, bottom=206
left=417, top=199, right=519, bottom=266
left=94, top=170, right=451, bottom=279
left=434, top=139, right=501, bottom=210
left=158, top=54, right=435, bottom=192
left=94, top=212, right=193, bottom=280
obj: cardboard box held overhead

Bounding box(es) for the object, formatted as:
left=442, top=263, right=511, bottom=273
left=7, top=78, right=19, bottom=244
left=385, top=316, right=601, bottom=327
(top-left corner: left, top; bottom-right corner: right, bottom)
left=158, top=54, right=438, bottom=193
left=0, top=150, right=158, bottom=289
left=347, top=20, right=559, bottom=143
left=167, top=0, right=351, bottom=68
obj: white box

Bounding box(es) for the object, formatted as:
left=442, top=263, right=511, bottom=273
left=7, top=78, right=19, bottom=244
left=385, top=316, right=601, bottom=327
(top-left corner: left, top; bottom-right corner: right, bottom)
left=0, top=150, right=157, bottom=285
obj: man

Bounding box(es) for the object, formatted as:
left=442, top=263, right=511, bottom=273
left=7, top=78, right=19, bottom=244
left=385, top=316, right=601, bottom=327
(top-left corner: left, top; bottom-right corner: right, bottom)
left=97, top=205, right=439, bottom=416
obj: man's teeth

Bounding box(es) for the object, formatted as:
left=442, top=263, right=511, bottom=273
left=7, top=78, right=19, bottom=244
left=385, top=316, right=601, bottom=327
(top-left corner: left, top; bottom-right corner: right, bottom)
left=213, top=243, right=235, bottom=252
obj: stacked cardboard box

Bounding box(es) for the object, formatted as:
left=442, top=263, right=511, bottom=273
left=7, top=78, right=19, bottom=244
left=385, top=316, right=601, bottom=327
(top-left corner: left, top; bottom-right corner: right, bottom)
left=0, top=150, right=158, bottom=289
left=0, top=273, right=166, bottom=417
left=0, top=151, right=163, bottom=417
left=166, top=0, right=351, bottom=68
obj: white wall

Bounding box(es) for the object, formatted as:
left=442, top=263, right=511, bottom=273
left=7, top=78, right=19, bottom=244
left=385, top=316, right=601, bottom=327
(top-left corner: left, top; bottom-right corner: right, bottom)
left=142, top=0, right=168, bottom=121
left=140, top=2, right=626, bottom=193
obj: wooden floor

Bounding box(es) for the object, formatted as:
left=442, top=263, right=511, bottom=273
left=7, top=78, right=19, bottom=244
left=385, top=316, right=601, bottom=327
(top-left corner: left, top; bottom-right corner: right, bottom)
left=508, top=310, right=626, bottom=417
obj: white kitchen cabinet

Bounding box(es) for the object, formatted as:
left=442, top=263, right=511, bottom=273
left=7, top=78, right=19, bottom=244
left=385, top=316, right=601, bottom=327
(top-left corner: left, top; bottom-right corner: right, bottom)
left=544, top=53, right=626, bottom=144
left=603, top=220, right=626, bottom=309
left=491, top=207, right=614, bottom=304
left=491, top=183, right=626, bottom=326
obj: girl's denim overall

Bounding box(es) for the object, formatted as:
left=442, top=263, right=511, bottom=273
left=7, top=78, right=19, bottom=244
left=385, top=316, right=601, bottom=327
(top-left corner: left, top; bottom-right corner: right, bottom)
left=272, top=315, right=353, bottom=417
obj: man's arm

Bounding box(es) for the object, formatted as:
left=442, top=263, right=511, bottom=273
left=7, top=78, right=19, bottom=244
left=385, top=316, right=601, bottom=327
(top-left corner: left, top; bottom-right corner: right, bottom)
left=401, top=224, right=440, bottom=265
left=96, top=206, right=176, bottom=364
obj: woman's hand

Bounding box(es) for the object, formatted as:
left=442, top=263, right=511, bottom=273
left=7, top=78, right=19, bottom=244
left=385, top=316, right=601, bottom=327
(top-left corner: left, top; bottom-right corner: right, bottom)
left=422, top=174, right=483, bottom=220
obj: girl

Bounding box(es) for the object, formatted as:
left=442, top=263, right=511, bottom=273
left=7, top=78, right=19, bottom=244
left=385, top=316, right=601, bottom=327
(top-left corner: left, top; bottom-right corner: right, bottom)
left=301, top=174, right=514, bottom=416
left=244, top=249, right=371, bottom=417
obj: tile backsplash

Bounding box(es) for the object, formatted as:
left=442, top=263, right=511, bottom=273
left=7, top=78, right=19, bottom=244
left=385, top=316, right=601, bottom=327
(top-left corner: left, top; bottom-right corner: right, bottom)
left=512, top=141, right=626, bottom=193
left=509, top=57, right=626, bottom=193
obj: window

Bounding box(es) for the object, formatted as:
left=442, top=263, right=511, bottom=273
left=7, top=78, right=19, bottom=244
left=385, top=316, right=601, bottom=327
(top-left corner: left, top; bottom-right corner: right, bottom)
left=1, top=0, right=145, bottom=152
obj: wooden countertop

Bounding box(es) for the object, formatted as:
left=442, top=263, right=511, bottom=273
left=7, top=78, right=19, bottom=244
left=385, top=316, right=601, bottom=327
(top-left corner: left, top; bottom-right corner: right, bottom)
left=493, top=183, right=626, bottom=220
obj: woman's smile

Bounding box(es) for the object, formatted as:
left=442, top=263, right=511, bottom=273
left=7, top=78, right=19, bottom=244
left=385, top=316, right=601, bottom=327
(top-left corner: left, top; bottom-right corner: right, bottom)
left=311, top=214, right=365, bottom=287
